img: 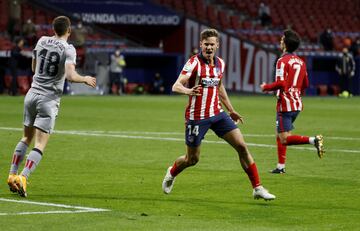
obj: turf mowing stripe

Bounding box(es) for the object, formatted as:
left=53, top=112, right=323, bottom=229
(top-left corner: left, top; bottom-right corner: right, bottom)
left=1, top=127, right=359, bottom=153
left=1, top=126, right=359, bottom=140
left=0, top=198, right=109, bottom=216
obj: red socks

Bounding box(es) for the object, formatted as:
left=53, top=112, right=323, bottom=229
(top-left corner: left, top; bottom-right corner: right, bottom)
left=285, top=135, right=310, bottom=145
left=245, top=163, right=261, bottom=188
left=277, top=136, right=287, bottom=164
left=170, top=162, right=183, bottom=177
left=171, top=161, right=261, bottom=189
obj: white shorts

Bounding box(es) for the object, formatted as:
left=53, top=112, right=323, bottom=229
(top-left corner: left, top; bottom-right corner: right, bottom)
left=23, top=91, right=60, bottom=134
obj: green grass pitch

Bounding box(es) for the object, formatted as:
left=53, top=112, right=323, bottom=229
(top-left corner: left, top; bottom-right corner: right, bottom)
left=0, top=95, right=359, bottom=231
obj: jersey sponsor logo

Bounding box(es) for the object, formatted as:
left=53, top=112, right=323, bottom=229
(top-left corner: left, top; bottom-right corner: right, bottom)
left=201, top=77, right=220, bottom=87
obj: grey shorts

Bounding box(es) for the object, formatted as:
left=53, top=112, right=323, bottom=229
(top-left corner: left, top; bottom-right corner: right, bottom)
left=23, top=91, right=60, bottom=134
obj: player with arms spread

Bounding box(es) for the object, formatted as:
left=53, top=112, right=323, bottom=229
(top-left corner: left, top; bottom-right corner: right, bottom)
left=260, top=29, right=325, bottom=174
left=162, top=28, right=275, bottom=201
left=7, top=16, right=96, bottom=197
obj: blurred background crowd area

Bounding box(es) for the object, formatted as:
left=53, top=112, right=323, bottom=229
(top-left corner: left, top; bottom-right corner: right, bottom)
left=0, top=0, right=359, bottom=96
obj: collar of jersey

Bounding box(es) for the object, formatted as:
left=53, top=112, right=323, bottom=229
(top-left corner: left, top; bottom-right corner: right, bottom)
left=198, top=52, right=218, bottom=66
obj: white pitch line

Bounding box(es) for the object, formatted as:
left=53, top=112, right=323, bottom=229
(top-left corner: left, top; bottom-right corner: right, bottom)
left=1, top=126, right=359, bottom=140
left=0, top=198, right=109, bottom=216
left=1, top=127, right=359, bottom=153
left=0, top=210, right=102, bottom=216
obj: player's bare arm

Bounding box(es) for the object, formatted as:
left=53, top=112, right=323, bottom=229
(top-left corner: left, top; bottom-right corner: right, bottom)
left=218, top=81, right=243, bottom=124
left=172, top=74, right=202, bottom=96
left=31, top=58, right=36, bottom=73
left=65, top=63, right=96, bottom=88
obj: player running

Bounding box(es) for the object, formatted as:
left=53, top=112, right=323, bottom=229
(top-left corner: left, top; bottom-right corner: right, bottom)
left=7, top=16, right=96, bottom=197
left=260, top=29, right=325, bottom=174
left=162, top=28, right=275, bottom=201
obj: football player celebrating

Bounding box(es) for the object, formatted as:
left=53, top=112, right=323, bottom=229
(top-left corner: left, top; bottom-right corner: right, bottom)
left=162, top=28, right=275, bottom=201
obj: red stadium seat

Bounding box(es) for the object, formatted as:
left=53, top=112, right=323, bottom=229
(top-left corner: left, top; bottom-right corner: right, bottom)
left=4, top=74, right=12, bottom=89
left=206, top=5, right=218, bottom=26
left=17, top=76, right=30, bottom=95
left=21, top=4, right=34, bottom=22
left=329, top=85, right=341, bottom=96
left=173, top=0, right=184, bottom=12
left=230, top=15, right=241, bottom=30
left=242, top=20, right=252, bottom=29
left=269, top=34, right=279, bottom=44
left=184, top=0, right=196, bottom=17
left=317, top=85, right=328, bottom=96
left=218, top=10, right=230, bottom=29
left=125, top=83, right=139, bottom=94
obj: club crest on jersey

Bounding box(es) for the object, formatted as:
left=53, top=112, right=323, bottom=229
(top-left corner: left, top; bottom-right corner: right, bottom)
left=183, top=60, right=195, bottom=72
left=201, top=77, right=220, bottom=87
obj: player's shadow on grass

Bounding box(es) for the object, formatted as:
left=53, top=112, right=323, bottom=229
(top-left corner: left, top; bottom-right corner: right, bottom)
left=31, top=193, right=276, bottom=210
left=29, top=193, right=360, bottom=213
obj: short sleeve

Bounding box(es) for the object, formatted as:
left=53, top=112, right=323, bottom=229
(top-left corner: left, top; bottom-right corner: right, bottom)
left=218, top=57, right=225, bottom=73
left=275, top=59, right=285, bottom=80
left=32, top=37, right=43, bottom=59
left=180, top=57, right=198, bottom=77
left=65, top=45, right=77, bottom=65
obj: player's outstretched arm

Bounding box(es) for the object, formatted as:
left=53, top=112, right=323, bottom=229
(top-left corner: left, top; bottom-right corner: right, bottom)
left=260, top=80, right=286, bottom=92
left=65, top=63, right=96, bottom=88
left=172, top=74, right=202, bottom=96
left=219, top=81, right=243, bottom=124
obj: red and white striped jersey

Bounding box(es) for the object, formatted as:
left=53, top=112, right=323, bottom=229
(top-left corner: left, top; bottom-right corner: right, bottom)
left=180, top=54, right=225, bottom=120
left=263, top=53, right=309, bottom=112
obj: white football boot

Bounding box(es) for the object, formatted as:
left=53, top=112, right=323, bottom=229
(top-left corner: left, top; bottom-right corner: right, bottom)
left=253, top=186, right=276, bottom=201
left=162, top=166, right=176, bottom=194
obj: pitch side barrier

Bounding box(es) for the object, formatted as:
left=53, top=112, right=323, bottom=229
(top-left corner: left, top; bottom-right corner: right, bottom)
left=184, top=19, right=360, bottom=96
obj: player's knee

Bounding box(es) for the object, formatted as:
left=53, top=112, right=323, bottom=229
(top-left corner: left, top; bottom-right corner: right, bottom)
left=235, top=142, right=248, bottom=155
left=280, top=137, right=287, bottom=145
left=186, top=156, right=199, bottom=166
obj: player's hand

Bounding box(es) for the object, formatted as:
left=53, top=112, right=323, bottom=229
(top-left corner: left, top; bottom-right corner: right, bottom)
left=84, top=76, right=96, bottom=88
left=187, top=85, right=202, bottom=96
left=229, top=111, right=244, bottom=124
left=260, top=82, right=267, bottom=91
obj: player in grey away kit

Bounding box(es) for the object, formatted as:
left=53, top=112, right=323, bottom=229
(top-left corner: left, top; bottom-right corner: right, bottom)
left=7, top=16, right=96, bottom=197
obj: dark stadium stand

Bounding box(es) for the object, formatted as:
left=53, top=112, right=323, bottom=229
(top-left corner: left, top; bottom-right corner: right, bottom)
left=153, top=0, right=360, bottom=51
left=0, top=1, right=142, bottom=52
left=1, top=0, right=358, bottom=52
left=0, top=0, right=359, bottom=96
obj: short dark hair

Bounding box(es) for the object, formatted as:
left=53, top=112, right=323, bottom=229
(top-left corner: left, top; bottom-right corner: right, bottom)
left=283, top=29, right=300, bottom=53
left=200, top=28, right=219, bottom=41
left=52, top=16, right=71, bottom=36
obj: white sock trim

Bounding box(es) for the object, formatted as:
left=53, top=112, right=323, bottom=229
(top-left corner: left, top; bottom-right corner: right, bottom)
left=277, top=163, right=285, bottom=169
left=309, top=137, right=315, bottom=145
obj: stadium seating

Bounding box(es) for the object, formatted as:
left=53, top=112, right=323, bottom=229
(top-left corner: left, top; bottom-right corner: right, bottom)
left=0, top=0, right=8, bottom=32
left=154, top=0, right=360, bottom=51
left=0, top=1, right=131, bottom=52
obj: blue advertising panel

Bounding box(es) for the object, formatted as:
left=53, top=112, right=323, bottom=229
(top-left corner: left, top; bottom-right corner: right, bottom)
left=46, top=0, right=181, bottom=25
